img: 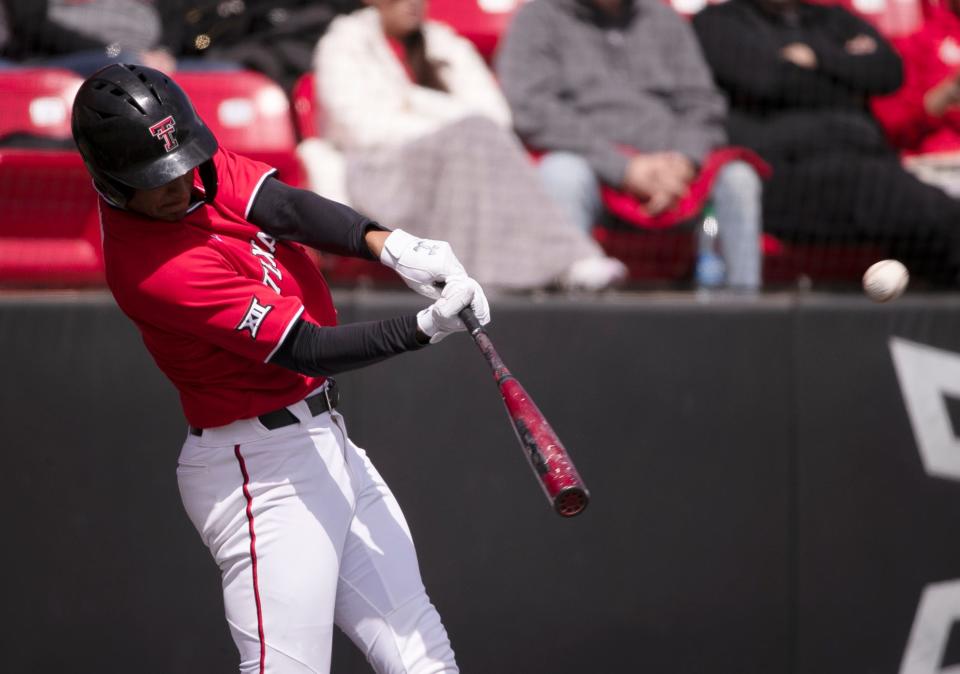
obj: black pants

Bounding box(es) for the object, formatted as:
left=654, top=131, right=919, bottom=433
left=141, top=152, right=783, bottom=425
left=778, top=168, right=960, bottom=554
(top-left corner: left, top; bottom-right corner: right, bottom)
left=764, top=154, right=960, bottom=284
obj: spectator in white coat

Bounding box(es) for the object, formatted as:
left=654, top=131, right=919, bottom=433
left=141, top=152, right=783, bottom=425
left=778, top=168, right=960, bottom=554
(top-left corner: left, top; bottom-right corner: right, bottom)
left=311, top=0, right=627, bottom=291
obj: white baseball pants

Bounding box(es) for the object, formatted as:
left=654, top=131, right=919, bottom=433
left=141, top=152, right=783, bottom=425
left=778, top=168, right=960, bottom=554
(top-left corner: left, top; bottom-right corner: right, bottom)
left=176, top=393, right=458, bottom=673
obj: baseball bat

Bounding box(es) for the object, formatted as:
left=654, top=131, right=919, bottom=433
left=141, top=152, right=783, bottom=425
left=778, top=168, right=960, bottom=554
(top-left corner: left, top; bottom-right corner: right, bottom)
left=459, top=307, right=590, bottom=517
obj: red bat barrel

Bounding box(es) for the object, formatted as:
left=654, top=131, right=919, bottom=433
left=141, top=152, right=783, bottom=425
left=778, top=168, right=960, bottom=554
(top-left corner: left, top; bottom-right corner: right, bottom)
left=460, top=309, right=590, bottom=517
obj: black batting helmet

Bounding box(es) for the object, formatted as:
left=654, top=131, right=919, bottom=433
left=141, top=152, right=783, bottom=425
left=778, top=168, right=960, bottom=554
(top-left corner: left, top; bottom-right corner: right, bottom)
left=71, top=64, right=218, bottom=207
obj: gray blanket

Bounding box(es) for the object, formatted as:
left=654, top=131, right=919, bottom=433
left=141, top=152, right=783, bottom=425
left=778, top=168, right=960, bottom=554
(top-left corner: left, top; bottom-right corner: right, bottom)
left=346, top=116, right=602, bottom=290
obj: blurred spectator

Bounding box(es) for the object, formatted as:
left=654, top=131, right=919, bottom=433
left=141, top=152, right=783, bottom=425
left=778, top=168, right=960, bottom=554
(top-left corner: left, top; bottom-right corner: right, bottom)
left=313, top=0, right=627, bottom=292
left=693, top=0, right=960, bottom=283
left=0, top=2, right=11, bottom=67
left=164, top=0, right=362, bottom=92
left=872, top=0, right=960, bottom=197
left=0, top=0, right=178, bottom=75
left=496, top=0, right=763, bottom=292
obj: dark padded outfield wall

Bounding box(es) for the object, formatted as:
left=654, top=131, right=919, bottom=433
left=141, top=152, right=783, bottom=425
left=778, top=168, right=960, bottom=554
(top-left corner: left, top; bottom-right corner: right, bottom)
left=343, top=296, right=794, bottom=674
left=794, top=298, right=960, bottom=674
left=2, top=291, right=958, bottom=673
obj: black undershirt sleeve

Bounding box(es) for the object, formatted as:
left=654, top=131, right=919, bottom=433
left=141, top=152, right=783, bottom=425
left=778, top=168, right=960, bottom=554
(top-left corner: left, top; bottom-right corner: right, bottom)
left=270, top=316, right=428, bottom=376
left=247, top=176, right=388, bottom=260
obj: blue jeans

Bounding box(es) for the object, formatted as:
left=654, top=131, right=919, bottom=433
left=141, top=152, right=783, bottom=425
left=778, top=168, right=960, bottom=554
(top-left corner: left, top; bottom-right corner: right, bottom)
left=539, top=152, right=763, bottom=290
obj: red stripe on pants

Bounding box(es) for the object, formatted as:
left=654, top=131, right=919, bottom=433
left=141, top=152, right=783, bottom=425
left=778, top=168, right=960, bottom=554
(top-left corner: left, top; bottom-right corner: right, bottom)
left=235, top=445, right=266, bottom=674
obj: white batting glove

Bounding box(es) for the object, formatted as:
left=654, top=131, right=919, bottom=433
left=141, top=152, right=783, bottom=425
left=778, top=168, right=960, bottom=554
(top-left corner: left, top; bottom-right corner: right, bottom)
left=380, top=229, right=468, bottom=299
left=416, top=277, right=491, bottom=344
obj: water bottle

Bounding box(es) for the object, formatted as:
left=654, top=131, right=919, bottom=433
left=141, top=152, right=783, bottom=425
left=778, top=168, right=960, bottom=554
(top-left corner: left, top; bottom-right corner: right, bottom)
left=694, top=205, right=726, bottom=289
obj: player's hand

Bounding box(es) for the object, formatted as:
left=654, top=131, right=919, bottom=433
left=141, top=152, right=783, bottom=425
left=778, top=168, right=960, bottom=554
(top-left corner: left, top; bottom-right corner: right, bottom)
left=781, top=42, right=817, bottom=69
left=416, top=277, right=490, bottom=344
left=663, top=152, right=696, bottom=184
left=844, top=34, right=877, bottom=56
left=623, top=154, right=661, bottom=199
left=644, top=189, right=678, bottom=217
left=380, top=229, right=468, bottom=299
left=624, top=154, right=690, bottom=216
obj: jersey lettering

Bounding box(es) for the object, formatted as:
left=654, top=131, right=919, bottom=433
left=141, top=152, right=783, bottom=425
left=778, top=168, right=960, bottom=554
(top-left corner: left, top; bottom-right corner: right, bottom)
left=256, top=232, right=277, bottom=253
left=250, top=238, right=282, bottom=294
left=262, top=268, right=281, bottom=294
left=236, top=296, right=274, bottom=339
left=100, top=149, right=334, bottom=428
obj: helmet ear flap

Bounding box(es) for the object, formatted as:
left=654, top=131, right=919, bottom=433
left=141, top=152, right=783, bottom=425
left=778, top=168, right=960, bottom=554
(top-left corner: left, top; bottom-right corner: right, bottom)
left=197, top=159, right=218, bottom=203
left=92, top=177, right=134, bottom=208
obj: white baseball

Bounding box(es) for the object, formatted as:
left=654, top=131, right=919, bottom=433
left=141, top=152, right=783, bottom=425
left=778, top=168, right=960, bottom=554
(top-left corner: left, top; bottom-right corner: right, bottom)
left=863, top=259, right=909, bottom=302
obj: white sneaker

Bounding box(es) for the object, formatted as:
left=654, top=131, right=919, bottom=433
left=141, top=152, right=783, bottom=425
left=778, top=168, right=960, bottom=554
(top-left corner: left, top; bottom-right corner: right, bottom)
left=559, top=256, right=628, bottom=291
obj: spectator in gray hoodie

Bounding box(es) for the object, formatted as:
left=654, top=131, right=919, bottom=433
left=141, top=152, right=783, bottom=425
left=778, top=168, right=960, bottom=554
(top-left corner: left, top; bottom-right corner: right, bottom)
left=497, top=0, right=763, bottom=290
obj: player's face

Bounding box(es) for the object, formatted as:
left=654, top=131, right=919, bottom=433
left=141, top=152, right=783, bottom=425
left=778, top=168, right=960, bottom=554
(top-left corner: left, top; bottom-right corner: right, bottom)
left=127, top=172, right=195, bottom=222
left=369, top=0, right=425, bottom=38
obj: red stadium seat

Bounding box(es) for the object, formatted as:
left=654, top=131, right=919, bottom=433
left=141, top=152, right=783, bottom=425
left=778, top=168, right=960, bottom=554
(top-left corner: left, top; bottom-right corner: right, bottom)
left=0, top=68, right=83, bottom=141
left=427, top=0, right=522, bottom=60
left=761, top=238, right=888, bottom=284
left=0, top=70, right=103, bottom=286
left=592, top=227, right=695, bottom=283
left=0, top=150, right=104, bottom=286
left=174, top=71, right=305, bottom=186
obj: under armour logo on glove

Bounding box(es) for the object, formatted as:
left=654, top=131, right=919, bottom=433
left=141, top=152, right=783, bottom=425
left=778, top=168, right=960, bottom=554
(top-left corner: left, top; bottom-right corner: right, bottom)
left=412, top=241, right=441, bottom=255
left=149, top=115, right=179, bottom=152
left=236, top=296, right=273, bottom=339
left=380, top=230, right=468, bottom=300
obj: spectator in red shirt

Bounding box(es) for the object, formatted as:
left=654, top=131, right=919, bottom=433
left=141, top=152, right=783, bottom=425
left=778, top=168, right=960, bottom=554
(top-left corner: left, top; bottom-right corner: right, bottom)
left=873, top=0, right=960, bottom=196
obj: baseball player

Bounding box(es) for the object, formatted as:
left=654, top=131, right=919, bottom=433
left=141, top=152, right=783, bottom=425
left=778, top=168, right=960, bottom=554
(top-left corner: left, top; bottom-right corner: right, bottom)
left=71, top=64, right=489, bottom=673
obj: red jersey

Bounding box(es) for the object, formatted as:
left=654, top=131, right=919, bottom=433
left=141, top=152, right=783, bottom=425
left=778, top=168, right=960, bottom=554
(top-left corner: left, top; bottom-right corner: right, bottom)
left=101, top=148, right=336, bottom=428
left=872, top=6, right=960, bottom=154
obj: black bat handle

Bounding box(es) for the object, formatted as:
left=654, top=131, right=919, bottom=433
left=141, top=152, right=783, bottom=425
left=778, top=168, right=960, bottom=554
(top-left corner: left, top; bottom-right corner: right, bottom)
left=459, top=306, right=485, bottom=336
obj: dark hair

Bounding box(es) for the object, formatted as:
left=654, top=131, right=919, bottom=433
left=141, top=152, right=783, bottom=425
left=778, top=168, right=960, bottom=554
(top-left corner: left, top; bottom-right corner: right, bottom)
left=402, top=29, right=448, bottom=92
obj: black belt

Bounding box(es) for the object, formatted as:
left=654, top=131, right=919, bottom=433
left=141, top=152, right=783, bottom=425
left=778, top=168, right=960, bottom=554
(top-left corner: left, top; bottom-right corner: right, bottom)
left=190, top=379, right=339, bottom=437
